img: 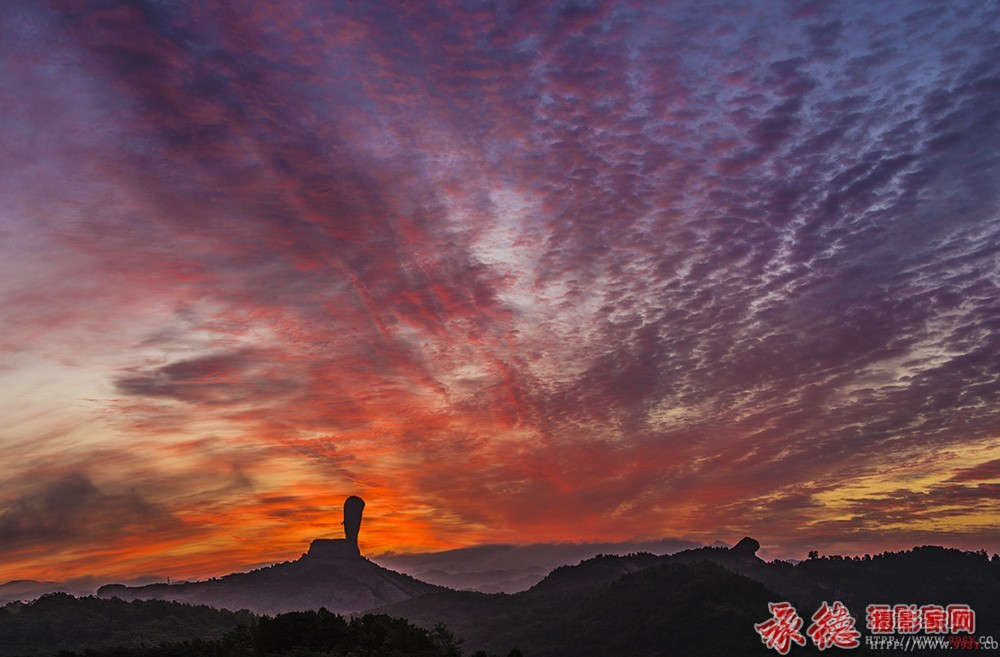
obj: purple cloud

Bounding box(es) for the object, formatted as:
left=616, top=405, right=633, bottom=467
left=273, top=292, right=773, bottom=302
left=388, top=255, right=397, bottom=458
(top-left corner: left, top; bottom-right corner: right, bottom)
left=1, top=0, right=997, bottom=579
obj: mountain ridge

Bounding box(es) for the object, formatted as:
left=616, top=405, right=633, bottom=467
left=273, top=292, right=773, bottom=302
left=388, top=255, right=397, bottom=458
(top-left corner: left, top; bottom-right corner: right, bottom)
left=375, top=541, right=1000, bottom=656
left=98, top=540, right=442, bottom=615
left=4, top=540, right=997, bottom=657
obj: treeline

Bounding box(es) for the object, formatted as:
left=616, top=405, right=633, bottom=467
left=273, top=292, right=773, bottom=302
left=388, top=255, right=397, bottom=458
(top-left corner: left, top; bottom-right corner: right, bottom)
left=379, top=545, right=1000, bottom=656
left=52, top=612, right=465, bottom=657
left=0, top=594, right=251, bottom=656
left=0, top=595, right=521, bottom=657
left=380, top=560, right=808, bottom=656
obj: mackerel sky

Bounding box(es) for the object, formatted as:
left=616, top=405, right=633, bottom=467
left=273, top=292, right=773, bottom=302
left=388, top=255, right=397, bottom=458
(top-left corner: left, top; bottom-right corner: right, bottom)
left=1, top=0, right=998, bottom=582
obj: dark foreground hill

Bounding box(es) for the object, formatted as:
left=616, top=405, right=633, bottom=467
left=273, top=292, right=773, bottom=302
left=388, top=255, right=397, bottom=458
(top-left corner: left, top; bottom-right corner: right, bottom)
left=379, top=542, right=1000, bottom=657
left=10, top=541, right=996, bottom=657
left=380, top=559, right=815, bottom=657
left=0, top=595, right=480, bottom=657
left=0, top=594, right=252, bottom=656
left=98, top=540, right=441, bottom=615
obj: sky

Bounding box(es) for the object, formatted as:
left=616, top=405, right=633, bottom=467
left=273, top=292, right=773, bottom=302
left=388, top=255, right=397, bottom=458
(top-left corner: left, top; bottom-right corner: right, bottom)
left=1, top=0, right=998, bottom=584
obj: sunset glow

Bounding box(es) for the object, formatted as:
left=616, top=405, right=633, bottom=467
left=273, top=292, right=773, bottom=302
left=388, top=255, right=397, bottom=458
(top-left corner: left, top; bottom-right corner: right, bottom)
left=1, top=0, right=998, bottom=584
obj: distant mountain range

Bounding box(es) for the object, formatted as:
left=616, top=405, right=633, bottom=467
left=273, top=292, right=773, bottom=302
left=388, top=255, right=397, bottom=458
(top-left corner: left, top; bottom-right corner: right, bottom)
left=0, top=576, right=162, bottom=605
left=378, top=541, right=1000, bottom=656
left=0, top=538, right=701, bottom=605
left=371, top=537, right=700, bottom=593
left=3, top=539, right=998, bottom=656
left=0, top=581, right=79, bottom=604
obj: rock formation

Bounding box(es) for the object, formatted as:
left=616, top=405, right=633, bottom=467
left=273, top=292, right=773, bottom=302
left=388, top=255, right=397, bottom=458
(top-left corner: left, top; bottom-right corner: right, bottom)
left=306, top=495, right=365, bottom=559
left=730, top=536, right=760, bottom=556
left=344, top=495, right=365, bottom=548
left=98, top=496, right=439, bottom=614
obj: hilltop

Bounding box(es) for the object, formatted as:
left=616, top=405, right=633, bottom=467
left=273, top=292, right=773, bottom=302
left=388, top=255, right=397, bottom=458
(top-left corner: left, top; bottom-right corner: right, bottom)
left=97, top=497, right=441, bottom=615
left=378, top=540, right=1000, bottom=656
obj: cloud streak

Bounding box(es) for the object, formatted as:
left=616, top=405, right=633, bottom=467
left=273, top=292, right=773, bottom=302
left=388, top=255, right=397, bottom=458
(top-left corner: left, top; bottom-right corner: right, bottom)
left=0, top=0, right=997, bottom=581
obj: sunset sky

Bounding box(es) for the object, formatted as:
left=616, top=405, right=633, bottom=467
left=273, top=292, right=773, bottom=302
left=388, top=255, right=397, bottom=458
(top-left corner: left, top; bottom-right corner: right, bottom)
left=1, top=0, right=998, bottom=584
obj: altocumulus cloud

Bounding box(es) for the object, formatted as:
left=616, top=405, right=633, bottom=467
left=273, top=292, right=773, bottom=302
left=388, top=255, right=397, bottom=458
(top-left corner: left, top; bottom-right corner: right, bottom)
left=0, top=0, right=997, bottom=579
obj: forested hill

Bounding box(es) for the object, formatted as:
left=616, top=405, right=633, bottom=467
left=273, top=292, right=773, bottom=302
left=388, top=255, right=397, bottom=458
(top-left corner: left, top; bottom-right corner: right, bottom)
left=0, top=594, right=251, bottom=656
left=3, top=545, right=997, bottom=657
left=380, top=559, right=817, bottom=657
left=0, top=594, right=513, bottom=657
left=378, top=545, right=1000, bottom=657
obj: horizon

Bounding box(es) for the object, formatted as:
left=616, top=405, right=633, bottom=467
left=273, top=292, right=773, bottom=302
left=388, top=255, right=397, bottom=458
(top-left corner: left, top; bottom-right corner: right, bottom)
left=2, top=0, right=998, bottom=585
left=5, top=534, right=996, bottom=593
left=3, top=516, right=997, bottom=588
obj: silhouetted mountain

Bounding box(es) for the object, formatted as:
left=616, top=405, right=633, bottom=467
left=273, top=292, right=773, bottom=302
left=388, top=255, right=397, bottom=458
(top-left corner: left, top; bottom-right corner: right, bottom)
left=379, top=542, right=1000, bottom=656
left=408, top=566, right=549, bottom=594
left=0, top=579, right=107, bottom=604
left=527, top=552, right=664, bottom=595
left=0, top=581, right=64, bottom=605
left=7, top=541, right=997, bottom=656
left=0, top=576, right=168, bottom=605
left=664, top=543, right=1000, bottom=630
left=549, top=561, right=813, bottom=657
left=791, top=546, right=1000, bottom=624
left=372, top=538, right=699, bottom=593
left=98, top=497, right=444, bottom=615
left=98, top=540, right=442, bottom=615
left=381, top=559, right=816, bottom=656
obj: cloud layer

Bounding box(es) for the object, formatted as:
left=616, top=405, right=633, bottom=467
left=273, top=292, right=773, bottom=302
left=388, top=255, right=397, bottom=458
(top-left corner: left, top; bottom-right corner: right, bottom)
left=1, top=0, right=997, bottom=581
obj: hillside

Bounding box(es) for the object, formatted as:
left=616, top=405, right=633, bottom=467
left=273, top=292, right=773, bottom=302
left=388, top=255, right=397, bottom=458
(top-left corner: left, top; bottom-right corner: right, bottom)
left=381, top=558, right=820, bottom=656
left=4, top=542, right=997, bottom=657
left=379, top=542, right=1000, bottom=656
left=0, top=594, right=252, bottom=657
left=0, top=597, right=474, bottom=657
left=371, top=538, right=698, bottom=593
left=98, top=540, right=442, bottom=615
